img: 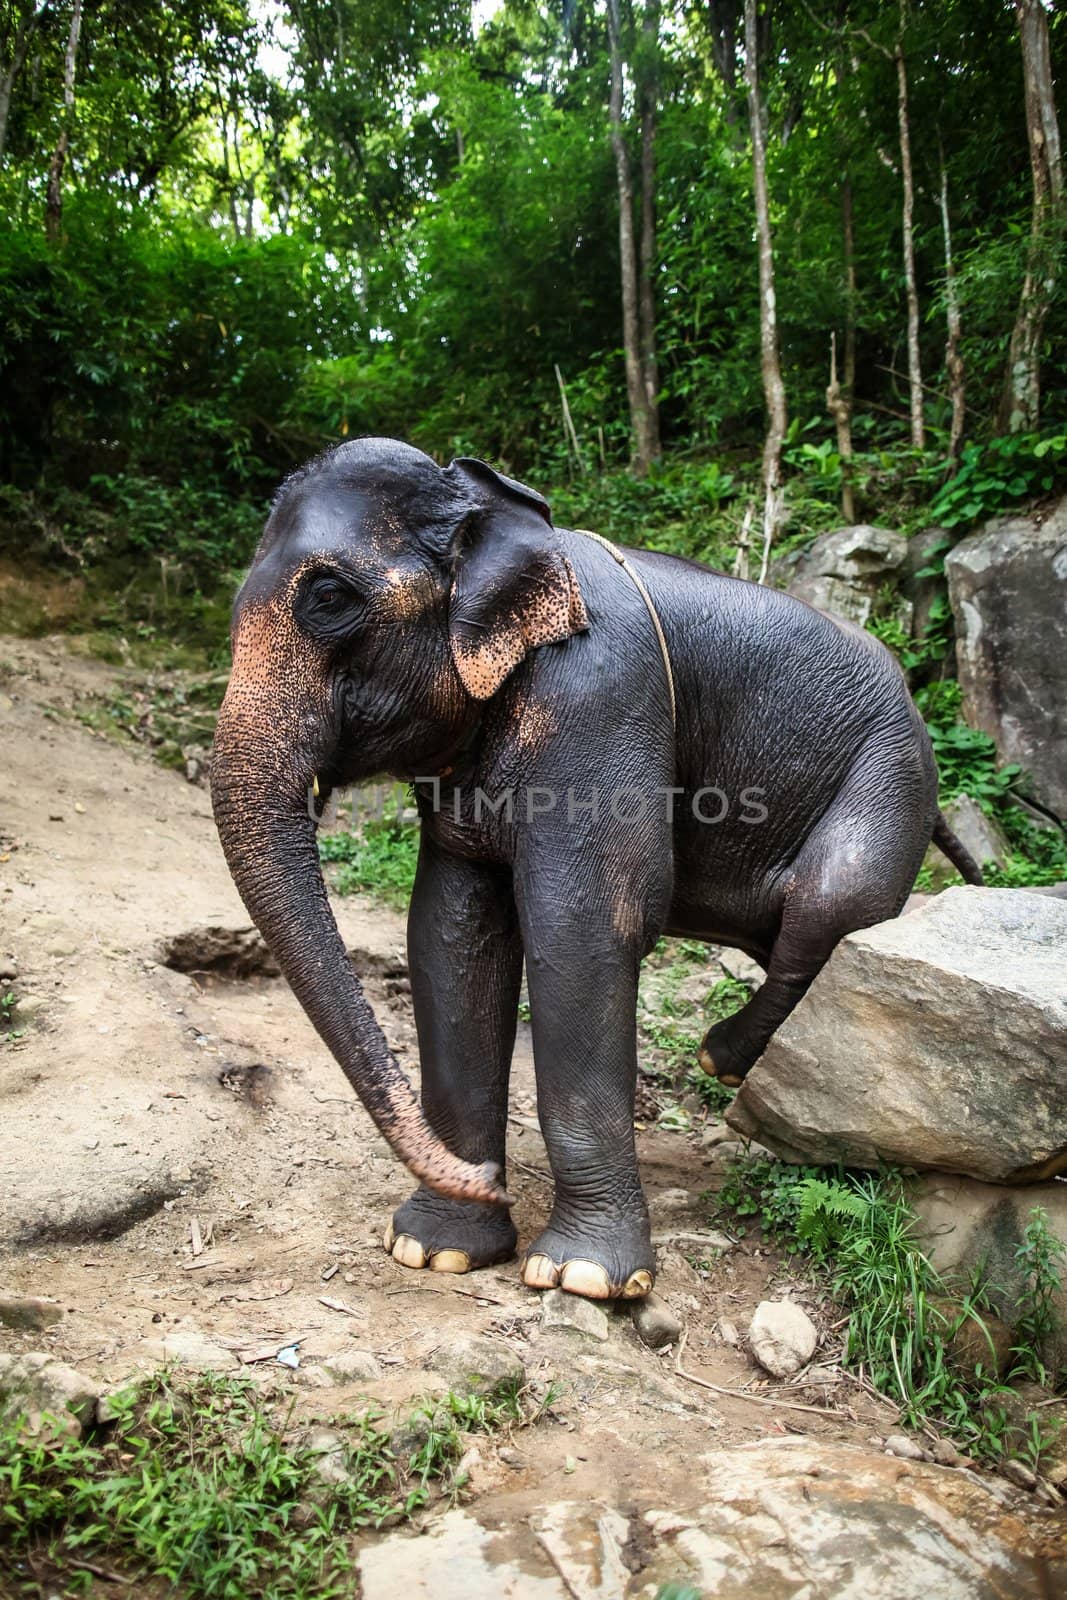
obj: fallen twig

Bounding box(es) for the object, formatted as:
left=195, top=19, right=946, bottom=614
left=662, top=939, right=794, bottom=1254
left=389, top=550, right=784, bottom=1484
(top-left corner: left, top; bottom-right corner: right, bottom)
left=674, top=1330, right=846, bottom=1418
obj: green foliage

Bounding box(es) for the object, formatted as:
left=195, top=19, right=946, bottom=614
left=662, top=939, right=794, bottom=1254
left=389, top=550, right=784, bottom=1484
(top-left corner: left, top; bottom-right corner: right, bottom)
left=713, top=1158, right=1062, bottom=1455
left=915, top=681, right=1021, bottom=809
left=0, top=1371, right=537, bottom=1596
left=319, top=815, right=420, bottom=910
left=1010, top=1208, right=1066, bottom=1385
left=928, top=433, right=1067, bottom=531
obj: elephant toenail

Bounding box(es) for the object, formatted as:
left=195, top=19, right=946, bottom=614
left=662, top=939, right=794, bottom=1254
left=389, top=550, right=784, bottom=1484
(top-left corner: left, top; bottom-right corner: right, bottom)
left=390, top=1234, right=427, bottom=1270
left=429, top=1249, right=472, bottom=1275
left=559, top=1260, right=612, bottom=1299
left=622, top=1270, right=654, bottom=1299
left=383, top=1220, right=395, bottom=1252
left=521, top=1253, right=560, bottom=1290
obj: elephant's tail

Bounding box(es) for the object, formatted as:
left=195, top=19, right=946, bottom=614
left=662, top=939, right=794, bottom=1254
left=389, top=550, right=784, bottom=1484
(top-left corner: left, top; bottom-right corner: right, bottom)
left=932, top=810, right=985, bottom=885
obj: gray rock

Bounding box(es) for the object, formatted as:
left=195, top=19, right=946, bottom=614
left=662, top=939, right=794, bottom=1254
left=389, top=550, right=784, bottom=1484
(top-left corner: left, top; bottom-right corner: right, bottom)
left=728, top=888, right=1067, bottom=1182
left=0, top=957, right=17, bottom=981
left=314, top=1348, right=382, bottom=1385
left=912, top=1174, right=1067, bottom=1370
left=923, top=794, right=1010, bottom=887
left=748, top=1301, right=817, bottom=1377
left=630, top=1292, right=683, bottom=1350
left=1002, top=1459, right=1037, bottom=1492
left=946, top=497, right=1067, bottom=818
left=142, top=1329, right=239, bottom=1371
left=541, top=1289, right=610, bottom=1343
left=777, top=523, right=909, bottom=628
left=641, top=1441, right=1059, bottom=1598
left=0, top=1293, right=64, bottom=1331
left=0, top=1352, right=101, bottom=1438
left=428, top=1334, right=525, bottom=1397
left=359, top=1508, right=569, bottom=1598
left=304, top=1426, right=354, bottom=1488
left=885, top=1434, right=927, bottom=1461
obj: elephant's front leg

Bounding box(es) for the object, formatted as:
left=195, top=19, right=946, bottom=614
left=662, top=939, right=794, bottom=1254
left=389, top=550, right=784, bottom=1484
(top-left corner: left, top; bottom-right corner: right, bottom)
left=385, top=835, right=523, bottom=1274
left=516, top=858, right=661, bottom=1301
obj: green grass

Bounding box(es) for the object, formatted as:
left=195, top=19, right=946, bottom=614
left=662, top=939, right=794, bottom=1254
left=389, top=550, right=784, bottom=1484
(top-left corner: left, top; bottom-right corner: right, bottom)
left=319, top=814, right=421, bottom=910
left=712, top=1157, right=1066, bottom=1464
left=0, top=1372, right=541, bottom=1598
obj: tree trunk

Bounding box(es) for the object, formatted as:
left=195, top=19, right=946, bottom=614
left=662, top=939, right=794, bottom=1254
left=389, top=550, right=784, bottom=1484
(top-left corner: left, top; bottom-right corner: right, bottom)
left=999, top=0, right=1064, bottom=433
left=744, top=0, right=786, bottom=582
left=44, top=0, right=82, bottom=242
left=896, top=11, right=923, bottom=450
left=0, top=1, right=52, bottom=161
left=607, top=0, right=656, bottom=475
left=638, top=0, right=661, bottom=464
left=827, top=173, right=857, bottom=523
left=937, top=148, right=966, bottom=465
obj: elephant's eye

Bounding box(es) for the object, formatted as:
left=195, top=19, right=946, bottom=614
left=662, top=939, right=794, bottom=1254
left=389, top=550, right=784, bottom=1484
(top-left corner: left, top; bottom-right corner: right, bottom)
left=296, top=572, right=361, bottom=636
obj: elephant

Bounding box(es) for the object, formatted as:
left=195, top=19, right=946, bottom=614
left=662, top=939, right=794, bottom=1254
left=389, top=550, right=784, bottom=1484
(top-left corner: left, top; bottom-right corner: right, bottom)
left=211, top=437, right=980, bottom=1302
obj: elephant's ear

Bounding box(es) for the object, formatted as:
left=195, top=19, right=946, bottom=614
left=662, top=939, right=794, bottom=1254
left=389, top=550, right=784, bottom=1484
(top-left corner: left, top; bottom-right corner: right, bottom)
left=445, top=457, right=589, bottom=701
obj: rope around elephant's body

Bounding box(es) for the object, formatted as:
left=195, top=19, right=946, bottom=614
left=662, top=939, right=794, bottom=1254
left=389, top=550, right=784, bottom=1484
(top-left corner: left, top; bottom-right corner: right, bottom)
left=572, top=527, right=677, bottom=734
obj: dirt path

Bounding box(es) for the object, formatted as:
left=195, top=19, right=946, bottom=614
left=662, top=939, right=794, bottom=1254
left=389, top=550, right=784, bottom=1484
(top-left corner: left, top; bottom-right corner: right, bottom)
left=1, top=636, right=1062, bottom=1596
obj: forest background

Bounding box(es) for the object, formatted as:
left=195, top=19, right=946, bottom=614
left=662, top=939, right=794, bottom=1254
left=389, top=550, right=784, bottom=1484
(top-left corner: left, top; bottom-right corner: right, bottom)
left=1, top=1, right=1064, bottom=830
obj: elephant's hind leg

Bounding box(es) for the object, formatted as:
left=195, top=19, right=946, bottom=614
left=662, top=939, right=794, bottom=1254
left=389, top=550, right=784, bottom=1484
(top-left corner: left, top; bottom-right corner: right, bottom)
left=385, top=838, right=522, bottom=1275
left=700, top=756, right=932, bottom=1085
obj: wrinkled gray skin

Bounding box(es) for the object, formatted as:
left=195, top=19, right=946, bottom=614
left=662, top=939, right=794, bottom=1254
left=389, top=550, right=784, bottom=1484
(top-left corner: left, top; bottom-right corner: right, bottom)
left=211, top=438, right=979, bottom=1301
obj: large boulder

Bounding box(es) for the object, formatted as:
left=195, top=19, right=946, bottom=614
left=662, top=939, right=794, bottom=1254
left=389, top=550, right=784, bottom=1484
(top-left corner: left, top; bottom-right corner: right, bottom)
left=946, top=498, right=1067, bottom=819
left=775, top=524, right=909, bottom=628
left=727, top=888, right=1067, bottom=1182
left=641, top=1440, right=1064, bottom=1599
left=911, top=1174, right=1067, bottom=1370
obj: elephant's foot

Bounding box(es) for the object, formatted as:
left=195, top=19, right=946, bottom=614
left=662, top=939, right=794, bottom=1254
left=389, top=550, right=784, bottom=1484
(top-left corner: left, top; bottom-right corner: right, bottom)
left=699, top=1014, right=758, bottom=1087
left=520, top=1209, right=654, bottom=1301
left=384, top=1186, right=518, bottom=1275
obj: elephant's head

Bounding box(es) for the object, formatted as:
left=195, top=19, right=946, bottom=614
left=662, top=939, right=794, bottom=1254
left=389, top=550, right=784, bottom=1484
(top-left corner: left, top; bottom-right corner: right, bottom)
left=210, top=438, right=587, bottom=1204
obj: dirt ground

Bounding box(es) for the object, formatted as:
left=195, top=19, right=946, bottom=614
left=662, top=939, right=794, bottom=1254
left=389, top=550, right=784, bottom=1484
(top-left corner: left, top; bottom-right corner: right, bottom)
left=0, top=634, right=1062, bottom=1594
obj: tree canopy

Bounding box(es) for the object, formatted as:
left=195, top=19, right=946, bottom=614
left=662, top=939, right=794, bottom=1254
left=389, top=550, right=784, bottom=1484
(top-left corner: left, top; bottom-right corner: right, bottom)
left=1, top=0, right=1064, bottom=589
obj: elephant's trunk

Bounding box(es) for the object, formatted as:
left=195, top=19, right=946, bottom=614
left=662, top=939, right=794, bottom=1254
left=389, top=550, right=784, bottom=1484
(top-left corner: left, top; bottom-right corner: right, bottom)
left=210, top=604, right=509, bottom=1207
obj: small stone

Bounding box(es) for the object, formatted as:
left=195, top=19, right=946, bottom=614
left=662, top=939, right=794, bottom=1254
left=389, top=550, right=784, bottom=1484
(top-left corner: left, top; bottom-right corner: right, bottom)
left=315, top=1349, right=382, bottom=1385
left=0, top=1294, right=64, bottom=1331
left=0, top=1352, right=102, bottom=1438
left=305, top=1427, right=353, bottom=1488
left=884, top=1434, right=927, bottom=1462
left=143, top=1330, right=239, bottom=1371
left=541, top=1289, right=610, bottom=1343
left=0, top=958, right=17, bottom=981
left=1002, top=1459, right=1037, bottom=1491
left=748, top=1301, right=817, bottom=1378
left=930, top=1437, right=962, bottom=1468
left=630, top=1293, right=683, bottom=1350
left=700, top=1123, right=739, bottom=1149
left=96, top=1379, right=145, bottom=1424
left=428, top=1334, right=526, bottom=1397
left=717, top=1319, right=740, bottom=1346
left=11, top=993, right=47, bottom=1019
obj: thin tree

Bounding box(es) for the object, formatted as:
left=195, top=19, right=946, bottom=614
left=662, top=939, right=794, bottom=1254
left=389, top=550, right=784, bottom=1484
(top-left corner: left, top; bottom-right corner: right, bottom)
left=826, top=156, right=857, bottom=522
left=999, top=0, right=1063, bottom=433
left=44, top=0, right=82, bottom=242
left=744, top=0, right=787, bottom=582
left=0, top=1, right=53, bottom=161
left=937, top=142, right=965, bottom=465
left=637, top=0, right=661, bottom=457
left=895, top=1, right=923, bottom=449
left=606, top=0, right=660, bottom=474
